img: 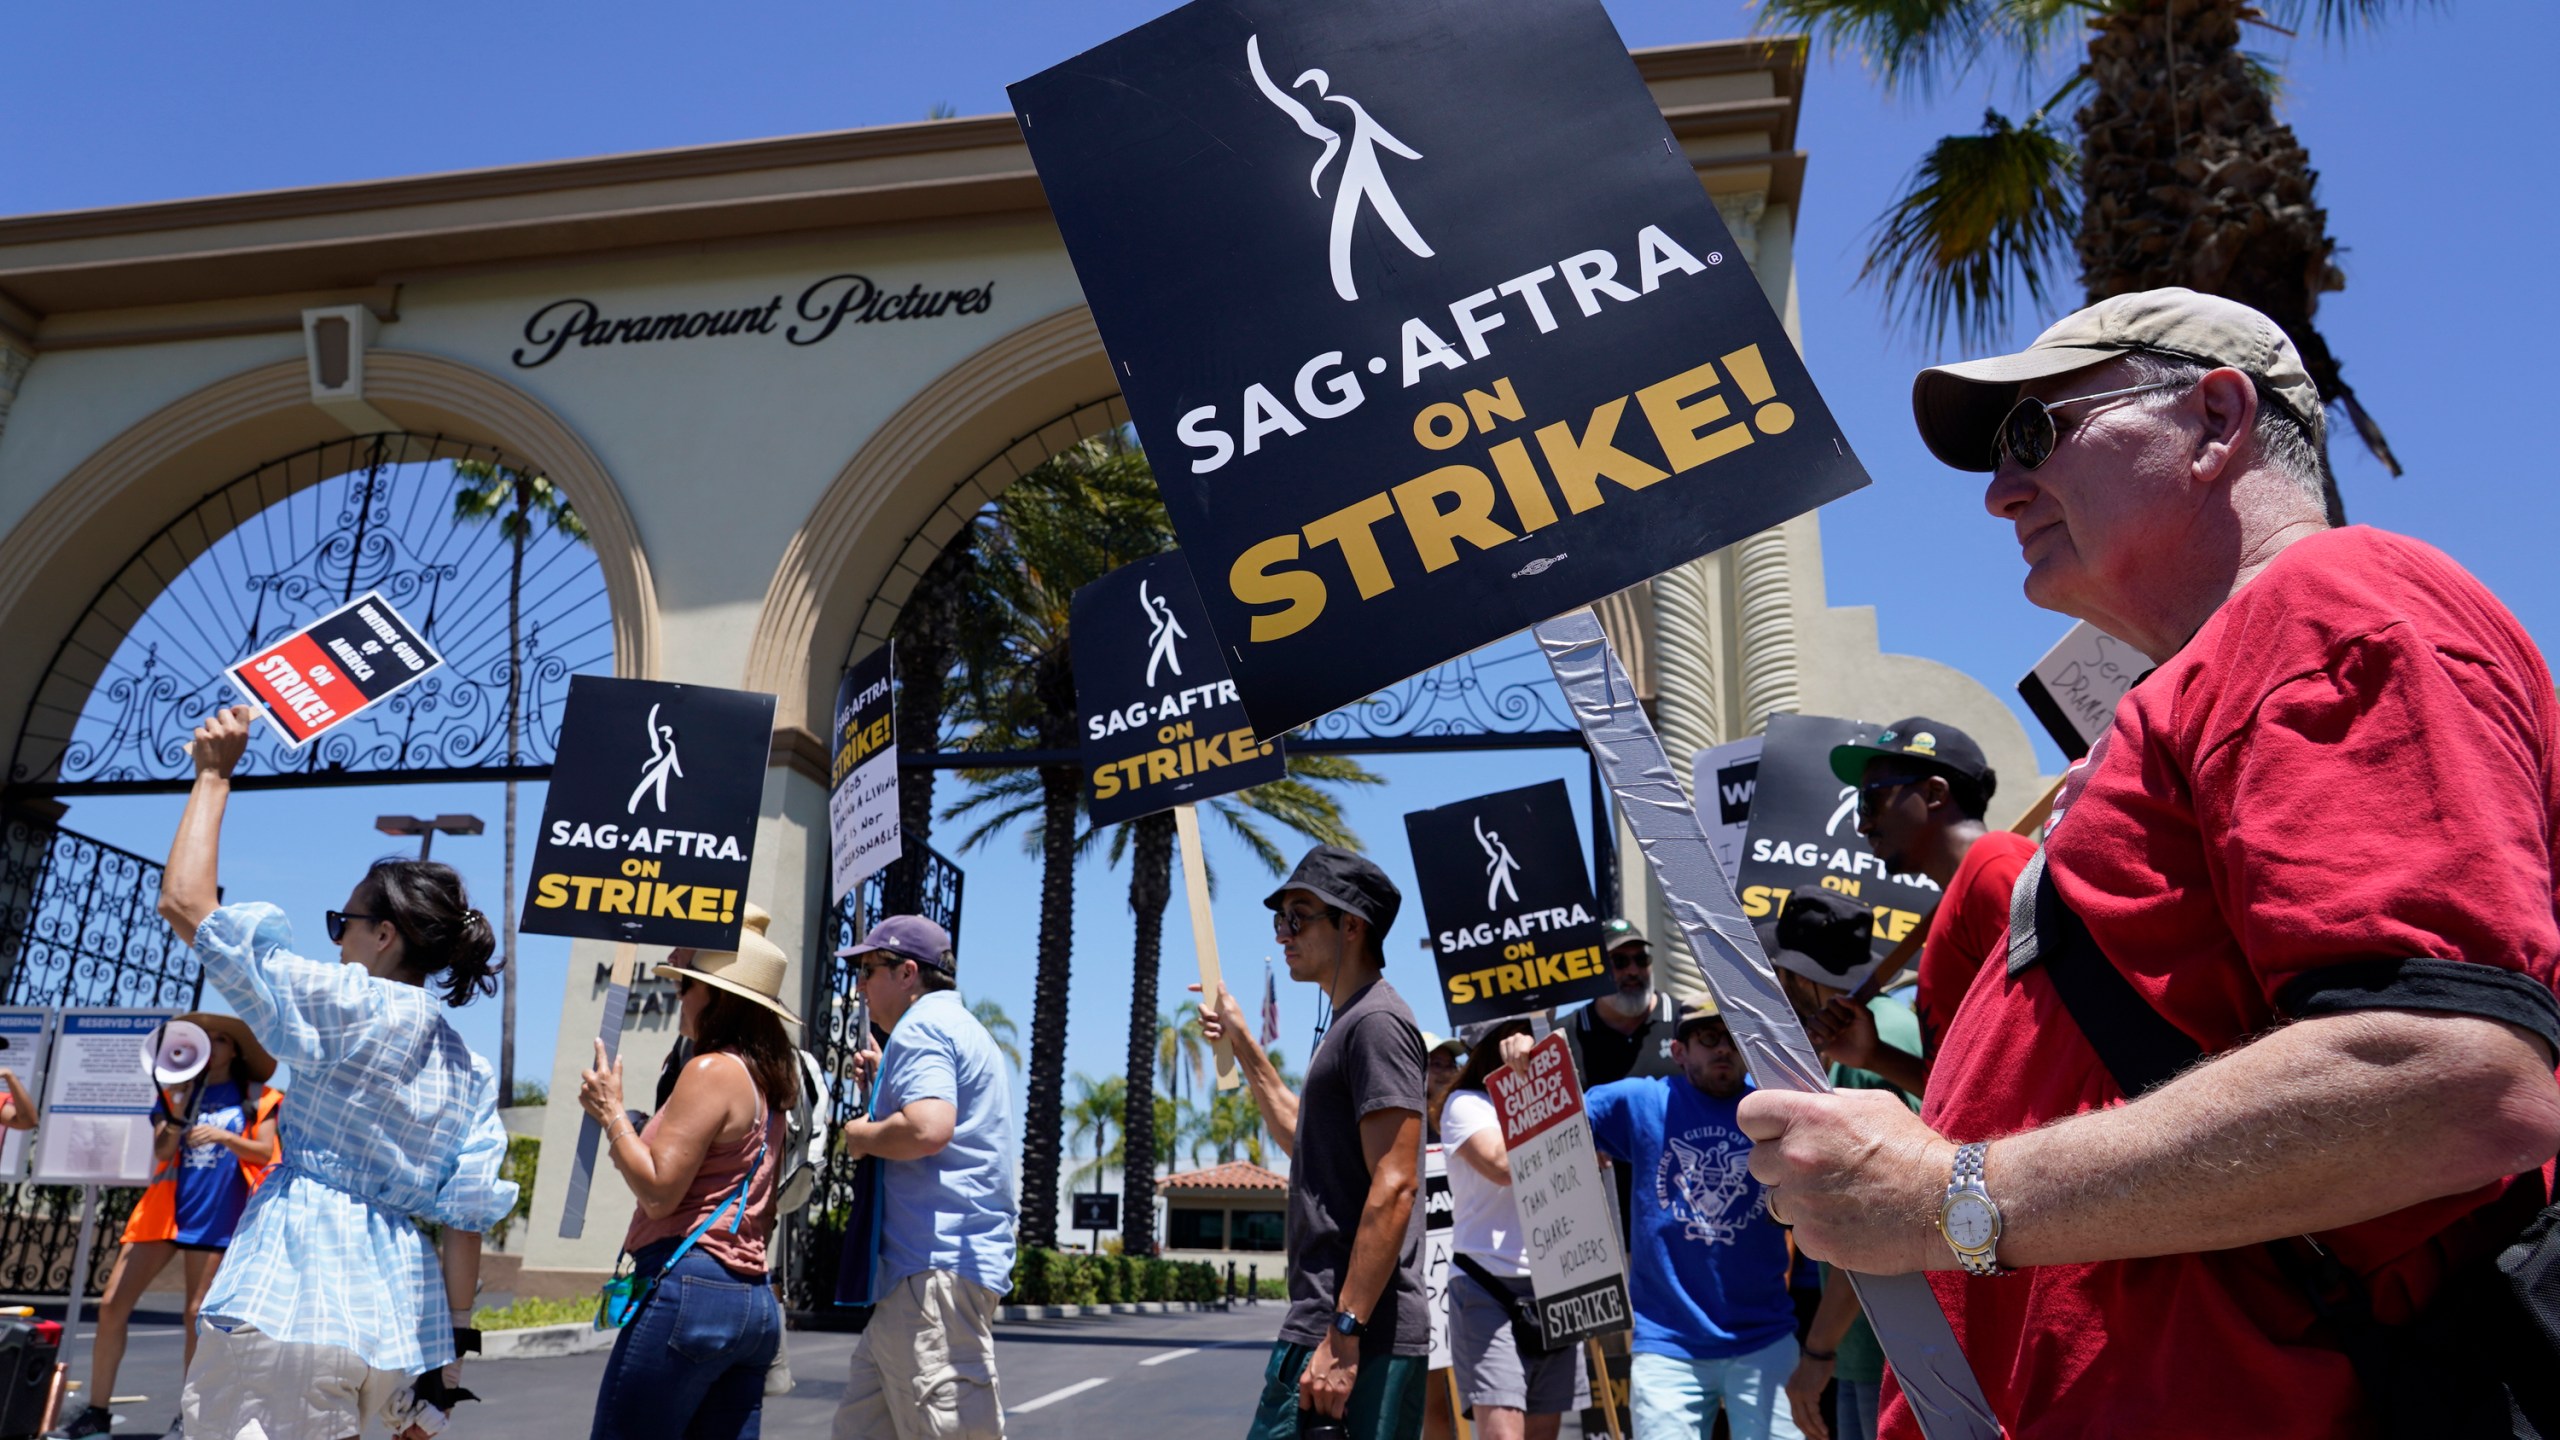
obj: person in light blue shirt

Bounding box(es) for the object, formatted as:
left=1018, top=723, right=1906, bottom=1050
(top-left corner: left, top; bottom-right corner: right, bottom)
left=1583, top=1006, right=1803, bottom=1440
left=831, top=914, right=1017, bottom=1440
left=156, top=705, right=516, bottom=1440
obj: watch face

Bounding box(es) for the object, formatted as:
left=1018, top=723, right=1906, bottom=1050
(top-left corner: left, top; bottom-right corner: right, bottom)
left=1943, top=1194, right=1998, bottom=1251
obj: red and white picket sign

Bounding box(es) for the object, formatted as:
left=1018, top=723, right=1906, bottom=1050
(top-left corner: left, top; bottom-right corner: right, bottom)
left=225, top=591, right=443, bottom=747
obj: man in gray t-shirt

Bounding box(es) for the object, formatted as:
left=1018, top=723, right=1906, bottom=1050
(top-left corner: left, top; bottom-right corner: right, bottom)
left=1199, top=845, right=1427, bottom=1440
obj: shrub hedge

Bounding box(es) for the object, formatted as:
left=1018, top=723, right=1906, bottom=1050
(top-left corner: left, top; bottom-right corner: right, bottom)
left=1008, top=1250, right=1225, bottom=1306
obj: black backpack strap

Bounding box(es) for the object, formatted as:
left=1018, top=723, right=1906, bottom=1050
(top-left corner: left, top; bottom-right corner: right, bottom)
left=1451, top=1252, right=1535, bottom=1322
left=2008, top=848, right=2201, bottom=1098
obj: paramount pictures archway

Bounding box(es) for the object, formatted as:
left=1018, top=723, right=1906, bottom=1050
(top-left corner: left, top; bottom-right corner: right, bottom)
left=0, top=35, right=2050, bottom=1297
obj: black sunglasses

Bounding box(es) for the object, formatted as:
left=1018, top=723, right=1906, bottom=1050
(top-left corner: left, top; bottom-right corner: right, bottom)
left=325, top=910, right=390, bottom=944
left=1994, top=380, right=2185, bottom=470
left=1608, top=948, right=1652, bottom=970
left=1271, top=906, right=1342, bottom=937
left=1856, top=774, right=1933, bottom=819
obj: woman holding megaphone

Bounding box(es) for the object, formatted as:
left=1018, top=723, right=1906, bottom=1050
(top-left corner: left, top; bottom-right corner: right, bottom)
left=50, top=1016, right=281, bottom=1440
left=155, top=704, right=517, bottom=1440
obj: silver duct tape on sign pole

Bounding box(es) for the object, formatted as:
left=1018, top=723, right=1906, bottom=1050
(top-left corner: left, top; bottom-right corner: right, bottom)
left=1531, top=607, right=1998, bottom=1440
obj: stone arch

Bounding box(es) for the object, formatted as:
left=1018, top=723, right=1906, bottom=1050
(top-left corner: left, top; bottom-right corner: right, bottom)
left=0, top=349, right=659, bottom=771
left=745, top=304, right=1121, bottom=735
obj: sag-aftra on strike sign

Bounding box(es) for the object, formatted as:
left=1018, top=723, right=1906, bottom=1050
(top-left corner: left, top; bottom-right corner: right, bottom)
left=1012, top=0, right=1870, bottom=737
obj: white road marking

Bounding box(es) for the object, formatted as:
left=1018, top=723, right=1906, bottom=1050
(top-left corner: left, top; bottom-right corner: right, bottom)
left=1010, top=1377, right=1111, bottom=1413
left=1139, top=1347, right=1199, bottom=1366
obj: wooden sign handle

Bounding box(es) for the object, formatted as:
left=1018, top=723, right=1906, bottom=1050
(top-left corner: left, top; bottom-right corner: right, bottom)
left=1173, top=805, right=1241, bottom=1091
left=559, top=940, right=638, bottom=1239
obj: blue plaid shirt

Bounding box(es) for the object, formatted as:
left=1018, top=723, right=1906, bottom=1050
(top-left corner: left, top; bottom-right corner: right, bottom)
left=194, top=903, right=517, bottom=1373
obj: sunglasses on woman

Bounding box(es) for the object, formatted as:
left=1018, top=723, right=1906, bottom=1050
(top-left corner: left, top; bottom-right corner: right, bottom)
left=324, top=910, right=389, bottom=943
left=1993, top=380, right=2186, bottom=470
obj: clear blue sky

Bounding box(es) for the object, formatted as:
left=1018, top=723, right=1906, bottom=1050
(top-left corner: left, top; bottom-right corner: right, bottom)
left=10, top=1, right=2552, bottom=1163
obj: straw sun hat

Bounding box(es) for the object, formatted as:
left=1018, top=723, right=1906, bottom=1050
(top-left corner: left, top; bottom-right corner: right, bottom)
left=175, top=1012, right=278, bottom=1084
left=653, top=903, right=802, bottom=1028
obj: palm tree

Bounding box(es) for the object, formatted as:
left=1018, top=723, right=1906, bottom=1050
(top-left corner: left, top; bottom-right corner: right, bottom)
left=1196, top=1048, right=1301, bottom=1166
left=1064, top=1072, right=1127, bottom=1189
left=1763, top=0, right=2420, bottom=519
left=1159, top=1009, right=1209, bottom=1104
left=884, top=541, right=979, bottom=913
left=968, top=996, right=1024, bottom=1072
left=942, top=434, right=1175, bottom=1251
left=452, top=460, right=586, bottom=1104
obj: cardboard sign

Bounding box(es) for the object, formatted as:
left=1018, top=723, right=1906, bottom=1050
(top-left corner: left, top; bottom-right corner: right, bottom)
left=522, top=675, right=777, bottom=951
left=1735, top=714, right=1940, bottom=993
left=34, top=1009, right=174, bottom=1185
left=1073, top=552, right=1286, bottom=826
left=1689, top=737, right=1763, bottom=889
left=830, top=644, right=902, bottom=901
left=1424, top=1143, right=1453, bottom=1371
left=1486, top=1030, right=1630, bottom=1345
left=1011, top=0, right=1870, bottom=737
left=2018, top=620, right=2144, bottom=761
left=0, top=1008, right=50, bottom=1180
left=1405, top=780, right=1608, bottom=1026
left=225, top=591, right=443, bottom=748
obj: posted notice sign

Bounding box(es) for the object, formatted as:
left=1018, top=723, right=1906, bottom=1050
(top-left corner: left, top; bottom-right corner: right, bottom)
left=523, top=675, right=777, bottom=952
left=1486, top=1030, right=1630, bottom=1346
left=830, top=644, right=902, bottom=901
left=1405, top=780, right=1607, bottom=1026
left=1073, top=552, right=1285, bottom=827
left=0, top=1009, right=50, bottom=1180
left=34, top=1009, right=172, bottom=1185
left=1734, top=714, right=1939, bottom=991
left=1011, top=0, right=1870, bottom=738
left=225, top=591, right=442, bottom=748
left=2018, top=620, right=2144, bottom=761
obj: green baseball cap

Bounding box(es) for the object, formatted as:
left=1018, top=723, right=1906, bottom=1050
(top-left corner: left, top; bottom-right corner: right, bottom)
left=1912, top=287, right=2323, bottom=472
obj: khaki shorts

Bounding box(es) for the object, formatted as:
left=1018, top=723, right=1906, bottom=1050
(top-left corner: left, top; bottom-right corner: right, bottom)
left=833, top=1269, right=1006, bottom=1440
left=182, top=1320, right=419, bottom=1439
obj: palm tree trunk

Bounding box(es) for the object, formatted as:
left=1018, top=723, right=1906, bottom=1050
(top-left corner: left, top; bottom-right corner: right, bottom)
left=1120, top=810, right=1175, bottom=1256
left=2074, top=0, right=2389, bottom=516
left=1019, top=760, right=1080, bottom=1253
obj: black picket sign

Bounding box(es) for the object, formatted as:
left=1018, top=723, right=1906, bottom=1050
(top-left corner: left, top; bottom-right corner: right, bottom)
left=1073, top=552, right=1286, bottom=828
left=1734, top=713, right=1942, bottom=991
left=522, top=675, right=777, bottom=952
left=1011, top=0, right=1870, bottom=737
left=1404, top=779, right=1608, bottom=1026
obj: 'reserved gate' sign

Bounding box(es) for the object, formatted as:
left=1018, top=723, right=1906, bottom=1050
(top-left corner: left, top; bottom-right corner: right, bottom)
left=1010, top=0, right=1870, bottom=737
left=226, top=592, right=442, bottom=748
left=1405, top=780, right=1608, bottom=1026
left=1074, top=552, right=1286, bottom=827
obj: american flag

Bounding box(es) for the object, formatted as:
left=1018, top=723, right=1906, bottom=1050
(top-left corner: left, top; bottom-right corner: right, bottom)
left=1258, top=959, right=1281, bottom=1047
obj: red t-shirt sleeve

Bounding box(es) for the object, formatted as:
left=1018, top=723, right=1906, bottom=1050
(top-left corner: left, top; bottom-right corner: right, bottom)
left=2192, top=621, right=2560, bottom=1005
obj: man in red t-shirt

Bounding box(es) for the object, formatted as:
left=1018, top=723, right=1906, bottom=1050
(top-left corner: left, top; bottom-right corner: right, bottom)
left=1737, top=287, right=2560, bottom=1439
left=1804, top=716, right=2037, bottom=1093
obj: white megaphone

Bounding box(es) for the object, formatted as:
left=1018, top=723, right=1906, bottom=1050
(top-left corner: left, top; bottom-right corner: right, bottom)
left=146, top=1019, right=213, bottom=1087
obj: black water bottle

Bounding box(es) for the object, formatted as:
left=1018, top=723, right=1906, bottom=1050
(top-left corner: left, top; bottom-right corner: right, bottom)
left=1297, top=1414, right=1347, bottom=1440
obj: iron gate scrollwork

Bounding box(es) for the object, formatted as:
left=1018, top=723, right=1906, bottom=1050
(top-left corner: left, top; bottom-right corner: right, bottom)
left=783, top=844, right=964, bottom=1322
left=0, top=810, right=204, bottom=1298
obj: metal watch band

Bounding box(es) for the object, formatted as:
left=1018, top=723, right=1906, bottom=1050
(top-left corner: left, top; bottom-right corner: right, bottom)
left=1945, top=1140, right=2008, bottom=1277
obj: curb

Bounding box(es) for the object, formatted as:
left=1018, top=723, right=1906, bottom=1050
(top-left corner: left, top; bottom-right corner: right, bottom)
left=998, top=1300, right=1237, bottom=1322
left=479, top=1322, right=619, bottom=1360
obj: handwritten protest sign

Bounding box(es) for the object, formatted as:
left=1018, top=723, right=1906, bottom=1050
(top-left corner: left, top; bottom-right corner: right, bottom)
left=1487, top=1030, right=1629, bottom=1346
left=225, top=591, right=442, bottom=748
left=2018, top=620, right=2143, bottom=761
left=830, top=645, right=902, bottom=901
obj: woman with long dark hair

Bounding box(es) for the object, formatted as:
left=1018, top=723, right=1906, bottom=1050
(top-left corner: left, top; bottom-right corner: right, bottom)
left=1442, top=1017, right=1586, bottom=1440
left=158, top=705, right=517, bottom=1440
left=578, top=903, right=796, bottom=1440
left=54, top=1015, right=281, bottom=1440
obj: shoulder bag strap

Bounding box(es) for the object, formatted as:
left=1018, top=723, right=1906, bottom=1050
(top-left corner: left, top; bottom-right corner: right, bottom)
left=1450, top=1251, right=1540, bottom=1331
left=658, top=1060, right=774, bottom=1275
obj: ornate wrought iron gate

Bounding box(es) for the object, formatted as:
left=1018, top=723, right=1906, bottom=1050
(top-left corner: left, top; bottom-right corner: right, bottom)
left=0, top=808, right=205, bottom=1297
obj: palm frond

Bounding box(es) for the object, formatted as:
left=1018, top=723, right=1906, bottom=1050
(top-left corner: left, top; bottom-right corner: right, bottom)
left=2258, top=0, right=2442, bottom=41
left=1863, top=108, right=2080, bottom=348
left=1754, top=0, right=2085, bottom=95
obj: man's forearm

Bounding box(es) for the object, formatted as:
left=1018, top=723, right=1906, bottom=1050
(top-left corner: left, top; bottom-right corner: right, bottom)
left=1860, top=1043, right=1929, bottom=1097
left=1807, top=1268, right=1862, bottom=1352
left=1226, top=1024, right=1300, bottom=1159
left=846, top=1110, right=949, bottom=1162
left=1335, top=1165, right=1418, bottom=1327
left=1996, top=1010, right=2560, bottom=1267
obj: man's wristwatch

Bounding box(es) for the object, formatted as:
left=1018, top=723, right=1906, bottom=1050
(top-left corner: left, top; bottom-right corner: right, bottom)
left=1938, top=1141, right=2009, bottom=1277
left=1330, top=1309, right=1366, bottom=1340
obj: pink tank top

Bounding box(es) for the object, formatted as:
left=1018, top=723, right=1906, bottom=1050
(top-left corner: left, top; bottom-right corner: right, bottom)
left=622, top=1052, right=784, bottom=1279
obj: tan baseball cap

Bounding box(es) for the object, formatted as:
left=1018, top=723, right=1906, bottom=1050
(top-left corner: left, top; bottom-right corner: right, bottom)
left=1911, top=287, right=2323, bottom=472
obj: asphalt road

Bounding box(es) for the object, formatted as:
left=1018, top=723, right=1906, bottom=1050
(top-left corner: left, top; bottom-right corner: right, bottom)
left=56, top=1301, right=1288, bottom=1438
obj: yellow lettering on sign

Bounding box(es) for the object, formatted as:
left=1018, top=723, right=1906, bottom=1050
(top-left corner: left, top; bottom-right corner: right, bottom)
left=1392, top=466, right=1516, bottom=573
left=1231, top=536, right=1326, bottom=643
left=1302, top=493, right=1398, bottom=600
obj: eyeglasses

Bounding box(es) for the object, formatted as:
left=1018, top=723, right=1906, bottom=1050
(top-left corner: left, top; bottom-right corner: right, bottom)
left=1271, top=906, right=1340, bottom=937
left=1608, top=948, right=1652, bottom=971
left=324, top=910, right=390, bottom=943
left=1993, top=380, right=2186, bottom=470
left=1856, top=775, right=1930, bottom=819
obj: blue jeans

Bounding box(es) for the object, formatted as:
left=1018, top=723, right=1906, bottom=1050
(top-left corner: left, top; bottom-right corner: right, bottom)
left=591, top=1240, right=781, bottom=1440
left=1834, top=1379, right=1881, bottom=1440
left=1629, top=1337, right=1805, bottom=1440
